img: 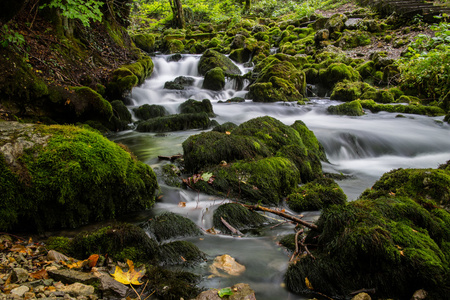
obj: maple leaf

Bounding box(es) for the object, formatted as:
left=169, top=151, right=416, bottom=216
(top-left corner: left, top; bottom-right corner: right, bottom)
left=305, top=277, right=314, bottom=290
left=111, top=259, right=145, bottom=285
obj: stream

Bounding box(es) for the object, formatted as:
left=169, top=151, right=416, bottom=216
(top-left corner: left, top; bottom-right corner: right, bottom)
left=110, top=54, right=450, bottom=299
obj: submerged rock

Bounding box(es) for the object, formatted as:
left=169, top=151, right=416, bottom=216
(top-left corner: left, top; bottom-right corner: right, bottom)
left=158, top=241, right=206, bottom=266
left=142, top=212, right=202, bottom=242
left=209, top=255, right=246, bottom=277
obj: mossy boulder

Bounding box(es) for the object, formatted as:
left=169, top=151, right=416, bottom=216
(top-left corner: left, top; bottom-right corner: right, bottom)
left=325, top=13, right=348, bottom=33
left=198, top=49, right=241, bottom=75
left=0, top=123, right=158, bottom=231
left=160, top=163, right=182, bottom=187
left=66, top=86, right=113, bottom=123
left=136, top=112, right=212, bottom=132
left=229, top=48, right=251, bottom=63
left=290, top=120, right=327, bottom=162
left=165, top=76, right=195, bottom=90
left=142, top=212, right=202, bottom=242
left=106, top=56, right=154, bottom=99
left=286, top=165, right=450, bottom=299
left=286, top=177, right=347, bottom=211
left=319, top=63, right=360, bottom=88
left=69, top=223, right=158, bottom=263
left=327, top=100, right=364, bottom=116
left=212, top=122, right=237, bottom=133
left=133, top=104, right=168, bottom=120
left=108, top=100, right=132, bottom=131
left=213, top=203, right=269, bottom=234
left=132, top=34, right=156, bottom=53
left=158, top=241, right=206, bottom=266
left=202, top=67, right=225, bottom=91
left=178, top=99, right=214, bottom=116
left=249, top=59, right=306, bottom=102
left=330, top=81, right=376, bottom=102
left=337, top=30, right=371, bottom=49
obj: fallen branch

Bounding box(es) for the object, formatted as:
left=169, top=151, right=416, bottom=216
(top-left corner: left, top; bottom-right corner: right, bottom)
left=240, top=204, right=318, bottom=231
left=158, top=154, right=183, bottom=161
left=220, top=217, right=243, bottom=236
left=290, top=229, right=304, bottom=262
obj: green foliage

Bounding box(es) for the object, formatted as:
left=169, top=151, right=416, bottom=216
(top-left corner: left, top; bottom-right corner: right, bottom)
left=40, top=0, right=104, bottom=27
left=218, top=287, right=234, bottom=297
left=0, top=25, right=25, bottom=49
left=399, top=22, right=450, bottom=101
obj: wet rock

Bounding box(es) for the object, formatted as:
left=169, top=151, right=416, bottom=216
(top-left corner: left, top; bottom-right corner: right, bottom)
left=10, top=285, right=30, bottom=297
left=133, top=104, right=168, bottom=120
left=198, top=49, right=241, bottom=75
left=411, top=289, right=427, bottom=300
left=194, top=283, right=256, bottom=300
left=11, top=267, right=29, bottom=283
left=142, top=212, right=202, bottom=242
left=174, top=76, right=195, bottom=87
left=209, top=255, right=245, bottom=277
left=314, top=29, right=329, bottom=44
left=179, top=99, right=215, bottom=116
left=203, top=67, right=225, bottom=91
left=164, top=81, right=185, bottom=90
left=136, top=112, right=212, bottom=132
left=351, top=293, right=371, bottom=300
left=327, top=100, right=365, bottom=116
left=47, top=269, right=99, bottom=286
left=230, top=34, right=246, bottom=49
left=167, top=53, right=182, bottom=62
left=158, top=241, right=206, bottom=266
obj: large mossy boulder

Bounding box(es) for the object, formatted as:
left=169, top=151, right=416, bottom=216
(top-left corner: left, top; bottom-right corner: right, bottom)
left=136, top=112, right=212, bottom=132
left=286, top=177, right=347, bottom=211
left=182, top=116, right=326, bottom=204
left=285, top=166, right=450, bottom=299
left=0, top=123, right=158, bottom=231
left=109, top=100, right=132, bottom=131
left=198, top=49, right=241, bottom=75
left=132, top=34, right=156, bottom=53
left=142, top=212, right=202, bottom=242
left=359, top=100, right=445, bottom=116
left=213, top=203, right=269, bottom=234
left=202, top=67, right=225, bottom=91
left=330, top=81, right=376, bottom=102
left=249, top=59, right=306, bottom=102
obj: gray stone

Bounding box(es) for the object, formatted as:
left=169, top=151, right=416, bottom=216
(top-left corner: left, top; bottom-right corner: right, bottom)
left=94, top=271, right=131, bottom=298
left=345, top=18, right=362, bottom=29
left=411, top=289, right=427, bottom=300
left=60, top=282, right=95, bottom=297
left=11, top=285, right=30, bottom=297
left=47, top=250, right=70, bottom=263
left=11, top=268, right=29, bottom=283
left=47, top=269, right=99, bottom=286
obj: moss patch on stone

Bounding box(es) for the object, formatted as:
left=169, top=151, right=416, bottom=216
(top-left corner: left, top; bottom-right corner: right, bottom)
left=136, top=112, right=212, bottom=132
left=360, top=100, right=445, bottom=116
left=327, top=100, right=364, bottom=116
left=212, top=203, right=269, bottom=234
left=198, top=49, right=241, bottom=75
left=142, top=212, right=202, bottom=242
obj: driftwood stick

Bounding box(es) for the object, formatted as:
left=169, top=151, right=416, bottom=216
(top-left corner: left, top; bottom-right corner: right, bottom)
left=220, top=217, right=243, bottom=236
left=241, top=204, right=318, bottom=231
left=290, top=229, right=304, bottom=262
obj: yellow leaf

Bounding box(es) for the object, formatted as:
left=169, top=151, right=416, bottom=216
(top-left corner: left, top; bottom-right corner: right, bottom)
left=111, top=259, right=145, bottom=285
left=178, top=202, right=186, bottom=207
left=305, top=277, right=313, bottom=290
left=61, top=259, right=88, bottom=269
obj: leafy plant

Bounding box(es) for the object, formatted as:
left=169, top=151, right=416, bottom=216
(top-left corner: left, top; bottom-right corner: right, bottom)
left=39, top=0, right=104, bottom=27
left=0, top=25, right=25, bottom=48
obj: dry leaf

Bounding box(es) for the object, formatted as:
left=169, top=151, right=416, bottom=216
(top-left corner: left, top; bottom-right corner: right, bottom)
left=10, top=245, right=29, bottom=254
left=111, top=259, right=145, bottom=285
left=61, top=259, right=88, bottom=269
left=305, top=277, right=313, bottom=290
left=88, top=254, right=99, bottom=268
left=30, top=269, right=49, bottom=280
left=225, top=131, right=231, bottom=135
left=178, top=202, right=186, bottom=207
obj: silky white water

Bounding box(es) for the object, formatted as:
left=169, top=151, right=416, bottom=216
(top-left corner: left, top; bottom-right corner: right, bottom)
left=110, top=54, right=450, bottom=299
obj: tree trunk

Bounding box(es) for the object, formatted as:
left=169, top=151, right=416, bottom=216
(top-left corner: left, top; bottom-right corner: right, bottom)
left=243, top=0, right=251, bottom=13
left=169, top=0, right=184, bottom=29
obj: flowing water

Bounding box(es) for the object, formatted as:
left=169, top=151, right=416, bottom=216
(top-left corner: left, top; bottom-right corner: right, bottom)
left=111, top=54, right=450, bottom=299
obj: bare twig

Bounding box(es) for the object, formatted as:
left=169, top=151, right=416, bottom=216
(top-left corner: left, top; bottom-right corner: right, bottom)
left=220, top=217, right=243, bottom=236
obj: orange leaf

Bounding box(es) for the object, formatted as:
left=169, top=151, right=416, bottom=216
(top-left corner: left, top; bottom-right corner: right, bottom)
left=30, top=269, right=49, bottom=280
left=88, top=254, right=99, bottom=268
left=225, top=131, right=231, bottom=135
left=178, top=202, right=186, bottom=207
left=10, top=245, right=29, bottom=254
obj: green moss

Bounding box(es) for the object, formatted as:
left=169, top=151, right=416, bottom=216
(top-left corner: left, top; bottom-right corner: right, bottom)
left=46, top=236, right=72, bottom=255
left=0, top=124, right=158, bottom=231
left=229, top=48, right=251, bottom=63
left=70, top=223, right=158, bottom=262
left=0, top=153, right=24, bottom=230
left=290, top=120, right=327, bottom=162
left=338, top=30, right=372, bottom=49
left=166, top=39, right=184, bottom=54
left=212, top=122, right=237, bottom=133
left=133, top=104, right=168, bottom=120
left=178, top=99, right=214, bottom=116
left=69, top=86, right=113, bottom=121
left=330, top=81, right=376, bottom=102
left=327, top=100, right=364, bottom=116
left=198, top=49, right=241, bottom=75
left=286, top=177, right=347, bottom=211
left=279, top=234, right=296, bottom=252
left=132, top=34, right=156, bottom=53
left=142, top=212, right=202, bottom=242
left=182, top=130, right=271, bottom=173
left=158, top=241, right=206, bottom=266
left=319, top=63, right=360, bottom=88
left=161, top=163, right=182, bottom=187
left=136, top=112, right=212, bottom=132
left=202, top=67, right=225, bottom=91
left=108, top=100, right=131, bottom=131
left=359, top=100, right=445, bottom=116
left=212, top=203, right=269, bottom=234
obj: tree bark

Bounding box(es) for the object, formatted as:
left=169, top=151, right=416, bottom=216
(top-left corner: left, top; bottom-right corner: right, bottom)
left=169, top=0, right=184, bottom=29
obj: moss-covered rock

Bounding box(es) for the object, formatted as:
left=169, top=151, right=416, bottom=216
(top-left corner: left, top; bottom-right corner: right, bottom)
left=359, top=100, right=445, bottom=116
left=158, top=241, right=206, bottom=266
left=108, top=100, right=132, bottom=131
left=202, top=67, right=225, bottom=91
left=286, top=177, right=347, bottom=211
left=286, top=165, right=450, bottom=299
left=106, top=56, right=154, bottom=99
left=249, top=59, right=306, bottom=102
left=327, top=100, right=364, bottom=116
left=0, top=123, right=158, bottom=231
left=290, top=120, right=327, bottom=162
left=160, top=163, right=182, bottom=187
left=330, top=81, right=376, bottom=102
left=212, top=203, right=269, bottom=234
left=166, top=39, right=184, bottom=54
left=279, top=234, right=296, bottom=252
left=229, top=48, right=251, bottom=64
left=70, top=223, right=158, bottom=263
left=178, top=99, right=214, bottom=116
left=325, top=13, right=348, bottom=33
left=212, top=122, right=237, bottom=133
left=337, top=30, right=371, bottom=49
left=133, top=104, right=168, bottom=120
left=319, top=63, right=360, bottom=88
left=69, top=86, right=113, bottom=122
left=142, top=212, right=202, bottom=242
left=198, top=49, right=241, bottom=75
left=136, top=112, right=212, bottom=132
left=132, top=34, right=156, bottom=53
